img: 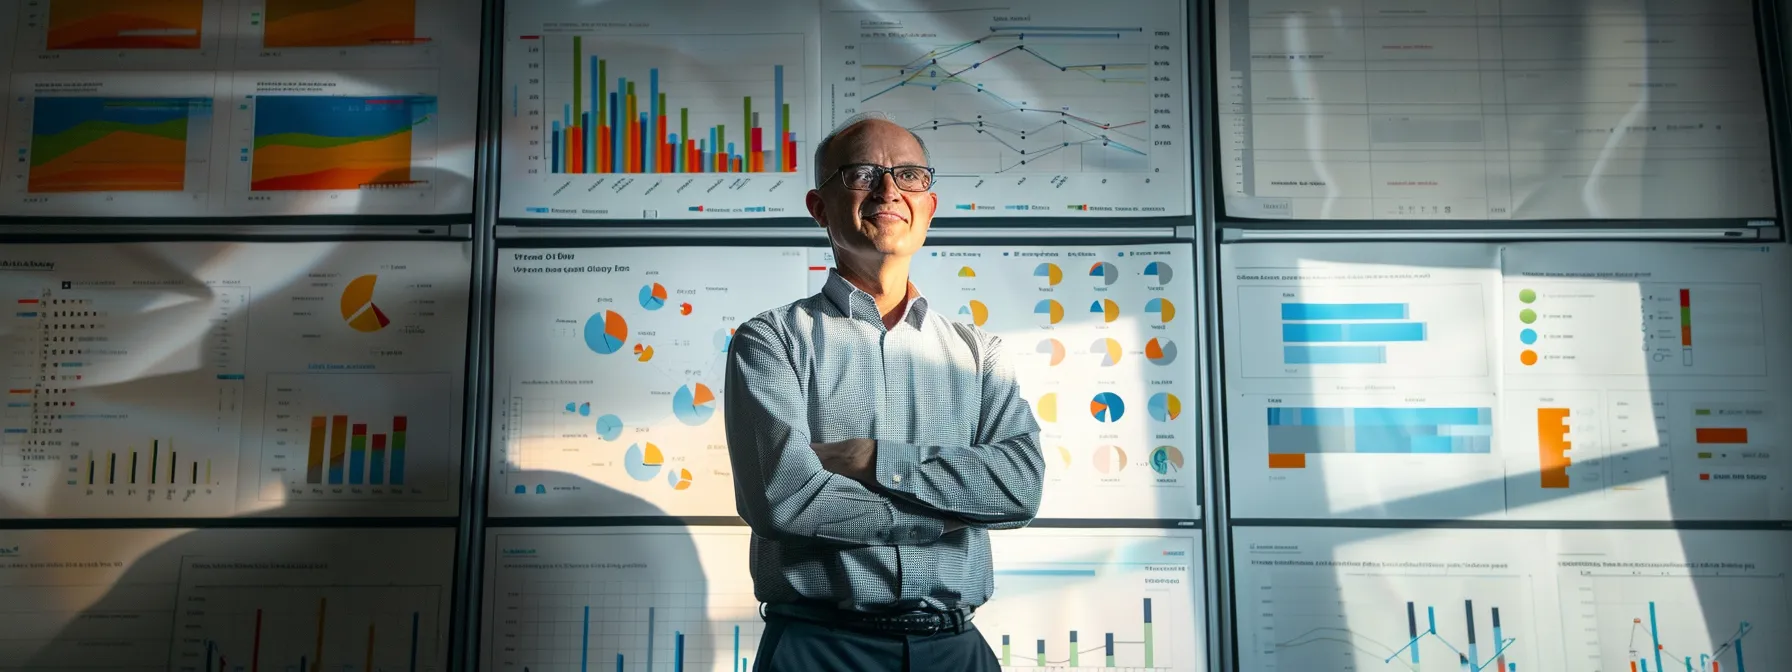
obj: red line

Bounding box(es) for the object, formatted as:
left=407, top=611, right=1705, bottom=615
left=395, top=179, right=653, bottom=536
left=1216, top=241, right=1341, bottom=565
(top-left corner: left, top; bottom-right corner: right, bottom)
left=519, top=35, right=540, bottom=40
left=808, top=266, right=827, bottom=271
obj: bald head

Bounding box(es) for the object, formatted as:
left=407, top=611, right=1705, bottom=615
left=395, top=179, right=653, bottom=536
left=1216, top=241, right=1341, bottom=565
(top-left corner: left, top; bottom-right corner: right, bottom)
left=813, top=112, right=931, bottom=188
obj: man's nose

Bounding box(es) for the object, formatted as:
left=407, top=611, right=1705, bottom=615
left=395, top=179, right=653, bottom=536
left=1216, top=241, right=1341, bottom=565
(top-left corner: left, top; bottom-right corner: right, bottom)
left=869, top=172, right=902, bottom=201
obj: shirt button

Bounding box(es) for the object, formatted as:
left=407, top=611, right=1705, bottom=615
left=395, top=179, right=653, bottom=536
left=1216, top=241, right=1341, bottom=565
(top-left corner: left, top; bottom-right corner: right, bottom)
left=891, top=474, right=902, bottom=484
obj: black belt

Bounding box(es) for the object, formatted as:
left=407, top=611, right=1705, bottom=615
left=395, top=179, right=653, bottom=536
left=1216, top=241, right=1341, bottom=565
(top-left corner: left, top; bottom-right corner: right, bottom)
left=763, top=601, right=976, bottom=637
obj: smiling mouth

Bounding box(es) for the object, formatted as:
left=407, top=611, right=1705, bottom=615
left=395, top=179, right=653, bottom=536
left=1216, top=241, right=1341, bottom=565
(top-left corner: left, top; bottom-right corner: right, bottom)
left=863, top=211, right=908, bottom=224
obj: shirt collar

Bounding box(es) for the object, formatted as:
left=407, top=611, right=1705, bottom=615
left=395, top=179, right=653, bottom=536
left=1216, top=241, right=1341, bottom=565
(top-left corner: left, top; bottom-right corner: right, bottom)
left=821, top=269, right=930, bottom=330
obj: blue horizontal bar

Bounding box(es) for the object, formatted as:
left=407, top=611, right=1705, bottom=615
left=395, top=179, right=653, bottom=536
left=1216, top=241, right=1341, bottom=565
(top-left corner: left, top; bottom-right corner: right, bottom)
left=1268, top=407, right=1492, bottom=427
left=216, top=374, right=245, bottom=380
left=1285, top=345, right=1386, bottom=364
left=995, top=569, right=1099, bottom=576
left=1282, top=303, right=1408, bottom=320
left=1282, top=322, right=1427, bottom=343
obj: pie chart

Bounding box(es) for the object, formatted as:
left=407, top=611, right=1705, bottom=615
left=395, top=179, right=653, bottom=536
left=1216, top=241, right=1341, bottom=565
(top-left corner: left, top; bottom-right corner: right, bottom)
left=625, top=442, right=663, bottom=481
left=340, top=274, right=391, bottom=333
left=958, top=266, right=977, bottom=277
left=672, top=383, right=717, bottom=425
left=1090, top=299, right=1120, bottom=323
left=633, top=343, right=655, bottom=362
left=1033, top=262, right=1062, bottom=286
left=1146, top=338, right=1178, bottom=366
left=1144, top=261, right=1174, bottom=285
left=595, top=414, right=624, bottom=441
left=1093, top=445, right=1127, bottom=474
left=1035, top=392, right=1058, bottom=423
left=1149, top=445, right=1185, bottom=475
left=1089, top=261, right=1119, bottom=285
left=1091, top=338, right=1123, bottom=366
left=715, top=328, right=735, bottom=353
left=666, top=467, right=693, bottom=490
left=1034, top=299, right=1064, bottom=324
left=565, top=402, right=590, bottom=416
left=958, top=300, right=989, bottom=326
left=1146, top=298, right=1176, bottom=323
left=1037, top=338, right=1066, bottom=366
left=679, top=302, right=693, bottom=315
left=1055, top=446, right=1072, bottom=468
left=1148, top=393, right=1182, bottom=422
left=639, top=283, right=668, bottom=310
left=1090, top=392, right=1125, bottom=422
left=584, top=310, right=629, bottom=354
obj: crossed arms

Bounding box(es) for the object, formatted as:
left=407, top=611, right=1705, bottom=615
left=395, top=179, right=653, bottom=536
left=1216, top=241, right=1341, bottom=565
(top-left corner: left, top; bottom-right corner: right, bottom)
left=723, top=318, right=1044, bottom=546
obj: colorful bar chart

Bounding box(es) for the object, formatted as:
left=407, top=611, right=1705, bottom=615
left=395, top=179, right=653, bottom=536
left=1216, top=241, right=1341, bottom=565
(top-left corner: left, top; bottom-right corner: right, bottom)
left=306, top=415, right=408, bottom=486
left=1386, top=600, right=1517, bottom=671
left=996, top=598, right=1156, bottom=668
left=547, top=36, right=797, bottom=175
left=1266, top=407, right=1493, bottom=469
left=1279, top=301, right=1425, bottom=366
left=1627, top=602, right=1750, bottom=672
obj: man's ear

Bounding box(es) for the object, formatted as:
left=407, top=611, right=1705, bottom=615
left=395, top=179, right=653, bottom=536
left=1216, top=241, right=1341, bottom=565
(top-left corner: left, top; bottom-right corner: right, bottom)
left=806, top=189, right=827, bottom=227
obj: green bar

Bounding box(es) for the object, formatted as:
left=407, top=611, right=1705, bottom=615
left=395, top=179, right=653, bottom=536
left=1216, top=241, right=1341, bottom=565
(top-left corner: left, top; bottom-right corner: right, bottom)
left=680, top=108, right=689, bottom=164
left=743, top=96, right=752, bottom=146
left=1107, top=654, right=1116, bottom=667
left=1036, top=645, right=1046, bottom=667
left=1001, top=643, right=1010, bottom=666
left=1680, top=307, right=1692, bottom=324
left=1696, top=409, right=1712, bottom=415
left=1144, top=623, right=1154, bottom=667
left=1069, top=635, right=1079, bottom=667
left=718, top=125, right=726, bottom=165
left=573, top=36, right=583, bottom=125
left=1698, top=452, right=1714, bottom=458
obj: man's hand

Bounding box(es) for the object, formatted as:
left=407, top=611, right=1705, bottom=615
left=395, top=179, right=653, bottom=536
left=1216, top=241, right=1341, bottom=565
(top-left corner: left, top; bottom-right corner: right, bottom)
left=810, top=438, right=876, bottom=483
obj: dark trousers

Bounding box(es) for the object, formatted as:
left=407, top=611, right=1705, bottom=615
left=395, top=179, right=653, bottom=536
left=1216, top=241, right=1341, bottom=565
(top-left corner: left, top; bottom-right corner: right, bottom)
left=753, top=614, right=1002, bottom=672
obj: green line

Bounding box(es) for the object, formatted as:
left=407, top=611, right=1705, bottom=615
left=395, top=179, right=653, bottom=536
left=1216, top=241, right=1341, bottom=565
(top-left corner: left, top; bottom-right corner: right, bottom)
left=30, top=118, right=188, bottom=167
left=573, top=36, right=583, bottom=125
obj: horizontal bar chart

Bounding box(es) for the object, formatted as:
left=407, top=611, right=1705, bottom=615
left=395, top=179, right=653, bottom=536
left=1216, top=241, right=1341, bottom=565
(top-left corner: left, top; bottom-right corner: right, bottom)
left=1268, top=406, right=1494, bottom=468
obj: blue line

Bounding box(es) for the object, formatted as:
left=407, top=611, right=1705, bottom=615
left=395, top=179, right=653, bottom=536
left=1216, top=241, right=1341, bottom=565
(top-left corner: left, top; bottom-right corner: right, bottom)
left=646, top=607, right=656, bottom=670
left=580, top=606, right=589, bottom=672
left=1651, top=602, right=1664, bottom=672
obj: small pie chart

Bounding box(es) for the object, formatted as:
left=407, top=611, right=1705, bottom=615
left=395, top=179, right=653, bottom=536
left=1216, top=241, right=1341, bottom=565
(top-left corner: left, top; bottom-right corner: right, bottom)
left=1037, top=338, right=1066, bottom=366
left=666, top=467, right=693, bottom=490
left=1089, top=262, right=1119, bottom=285
left=1091, top=338, right=1123, bottom=366
left=1035, top=393, right=1058, bottom=423
left=639, top=283, right=668, bottom=310
left=1090, top=392, right=1125, bottom=422
left=625, top=442, right=663, bottom=481
left=340, top=274, right=391, bottom=333
left=1093, top=445, right=1127, bottom=474
left=1148, top=393, right=1182, bottom=422
left=1146, top=298, right=1176, bottom=323
left=1033, top=262, right=1063, bottom=286
left=1149, top=446, right=1185, bottom=475
left=958, top=266, right=977, bottom=277
left=565, top=402, right=590, bottom=416
left=595, top=414, right=624, bottom=441
left=1056, top=446, right=1072, bottom=468
left=584, top=310, right=629, bottom=355
left=1034, top=299, right=1064, bottom=324
left=633, top=343, right=655, bottom=362
left=1144, top=261, right=1173, bottom=285
left=673, top=383, right=717, bottom=426
left=1146, top=338, right=1178, bottom=366
left=715, top=328, right=735, bottom=352
left=959, top=300, right=990, bottom=326
left=1090, top=299, right=1120, bottom=323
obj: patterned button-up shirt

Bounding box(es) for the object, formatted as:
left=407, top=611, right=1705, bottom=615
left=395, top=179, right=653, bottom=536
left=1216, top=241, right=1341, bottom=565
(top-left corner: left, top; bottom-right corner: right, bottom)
left=724, top=268, right=1045, bottom=612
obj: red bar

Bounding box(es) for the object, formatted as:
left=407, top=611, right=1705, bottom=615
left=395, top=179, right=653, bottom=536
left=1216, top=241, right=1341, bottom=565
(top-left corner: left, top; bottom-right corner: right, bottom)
left=1679, top=288, right=1690, bottom=307
left=352, top=423, right=367, bottom=437
left=687, top=140, right=696, bottom=173
left=657, top=116, right=667, bottom=173
left=16, top=298, right=38, bottom=304
left=1696, top=427, right=1748, bottom=444
left=394, top=415, right=407, bottom=432
left=373, top=434, right=387, bottom=450
left=566, top=126, right=583, bottom=173
left=251, top=609, right=263, bottom=672
left=519, top=35, right=541, bottom=40
left=751, top=127, right=763, bottom=171
left=599, top=125, right=610, bottom=173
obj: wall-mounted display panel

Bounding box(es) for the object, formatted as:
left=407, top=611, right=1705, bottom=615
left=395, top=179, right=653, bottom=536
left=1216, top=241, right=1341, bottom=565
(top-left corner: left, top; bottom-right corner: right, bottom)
left=1222, top=242, right=1792, bottom=521
left=903, top=244, right=1201, bottom=520
left=0, top=526, right=456, bottom=671
left=0, top=241, right=471, bottom=519
left=481, top=526, right=1206, bottom=671
left=0, top=0, right=482, bottom=217
left=819, top=0, right=1193, bottom=218
left=1215, top=0, right=1777, bottom=222
left=497, top=0, right=823, bottom=220
left=1233, top=525, right=1792, bottom=672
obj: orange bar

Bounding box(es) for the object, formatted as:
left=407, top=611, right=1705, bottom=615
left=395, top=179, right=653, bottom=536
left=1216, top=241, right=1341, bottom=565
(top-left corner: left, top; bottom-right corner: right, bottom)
left=1538, top=408, right=1572, bottom=488
left=567, top=127, right=583, bottom=173
left=1682, top=325, right=1692, bottom=345
left=1696, top=427, right=1748, bottom=444
left=1630, top=662, right=1638, bottom=672
left=733, top=156, right=742, bottom=172
left=1267, top=453, right=1306, bottom=469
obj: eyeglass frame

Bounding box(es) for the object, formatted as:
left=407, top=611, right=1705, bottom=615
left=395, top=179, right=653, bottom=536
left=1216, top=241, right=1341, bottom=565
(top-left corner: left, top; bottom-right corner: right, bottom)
left=818, top=163, right=938, bottom=192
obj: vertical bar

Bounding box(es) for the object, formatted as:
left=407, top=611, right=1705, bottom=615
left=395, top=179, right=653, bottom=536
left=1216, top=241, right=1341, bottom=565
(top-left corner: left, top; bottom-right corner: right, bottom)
left=581, top=606, right=589, bottom=672
left=1036, top=639, right=1046, bottom=666
left=1428, top=606, right=1437, bottom=633
left=551, top=123, right=561, bottom=172
left=734, top=625, right=740, bottom=672
left=1736, top=632, right=1745, bottom=672
left=718, top=125, right=726, bottom=171
left=611, top=87, right=622, bottom=172
left=751, top=127, right=762, bottom=172
left=587, top=57, right=597, bottom=172
left=251, top=609, right=263, bottom=672
left=742, top=96, right=751, bottom=172
left=572, top=36, right=582, bottom=126
left=1408, top=602, right=1421, bottom=663
left=615, top=654, right=623, bottom=672
left=626, top=82, right=636, bottom=171
left=315, top=597, right=326, bottom=665
left=680, top=109, right=689, bottom=173
left=130, top=450, right=137, bottom=485
left=364, top=623, right=375, bottom=672
left=1069, top=631, right=1079, bottom=667
left=370, top=434, right=386, bottom=485
left=1650, top=602, right=1664, bottom=672
left=188, top=460, right=197, bottom=485
left=709, top=128, right=718, bottom=172
left=1493, top=607, right=1507, bottom=672
left=410, top=612, right=420, bottom=672
left=782, top=105, right=792, bottom=170
left=391, top=416, right=407, bottom=485
left=1466, top=600, right=1478, bottom=668
left=657, top=94, right=667, bottom=173
left=150, top=439, right=159, bottom=484
left=329, top=415, right=348, bottom=484
left=675, top=632, right=684, bottom=672
left=1686, top=657, right=1693, bottom=672
left=1002, top=634, right=1011, bottom=666
left=648, top=69, right=658, bottom=173
left=774, top=65, right=783, bottom=173
left=646, top=607, right=655, bottom=670
left=1143, top=598, right=1154, bottom=668
left=206, top=640, right=214, bottom=672
left=1105, top=632, right=1115, bottom=667
left=108, top=452, right=115, bottom=485
left=598, top=59, right=606, bottom=171
left=349, top=423, right=367, bottom=485
left=169, top=447, right=176, bottom=484
left=306, top=416, right=326, bottom=483
left=87, top=452, right=94, bottom=485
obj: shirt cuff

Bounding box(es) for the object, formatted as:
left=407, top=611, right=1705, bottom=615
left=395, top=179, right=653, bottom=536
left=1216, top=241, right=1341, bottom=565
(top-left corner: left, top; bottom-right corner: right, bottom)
left=874, top=439, right=920, bottom=497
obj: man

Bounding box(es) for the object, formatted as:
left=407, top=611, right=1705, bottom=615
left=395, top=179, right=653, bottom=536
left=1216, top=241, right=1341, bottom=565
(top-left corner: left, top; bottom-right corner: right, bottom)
left=723, top=111, right=1045, bottom=671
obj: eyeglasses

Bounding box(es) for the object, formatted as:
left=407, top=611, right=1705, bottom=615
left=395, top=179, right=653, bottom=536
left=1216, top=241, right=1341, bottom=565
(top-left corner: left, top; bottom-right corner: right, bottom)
left=821, top=163, right=936, bottom=192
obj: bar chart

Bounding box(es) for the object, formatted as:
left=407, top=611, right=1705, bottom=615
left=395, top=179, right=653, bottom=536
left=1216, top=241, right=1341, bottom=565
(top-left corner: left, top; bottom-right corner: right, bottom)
left=1236, top=283, right=1490, bottom=380
left=975, top=530, right=1204, bottom=671
left=483, top=528, right=765, bottom=672
left=1687, top=399, right=1774, bottom=486
left=259, top=372, right=452, bottom=501
left=1265, top=406, right=1493, bottom=470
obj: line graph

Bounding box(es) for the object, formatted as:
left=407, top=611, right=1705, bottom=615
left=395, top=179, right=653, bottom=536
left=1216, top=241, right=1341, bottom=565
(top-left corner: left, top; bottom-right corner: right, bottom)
left=823, top=0, right=1189, bottom=216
